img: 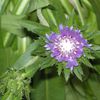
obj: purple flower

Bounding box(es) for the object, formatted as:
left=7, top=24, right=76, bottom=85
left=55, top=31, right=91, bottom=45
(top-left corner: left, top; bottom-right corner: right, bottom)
left=45, top=25, right=89, bottom=70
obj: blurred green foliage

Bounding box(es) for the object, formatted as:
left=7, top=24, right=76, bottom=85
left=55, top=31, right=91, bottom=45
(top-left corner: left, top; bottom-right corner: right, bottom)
left=0, top=0, right=100, bottom=100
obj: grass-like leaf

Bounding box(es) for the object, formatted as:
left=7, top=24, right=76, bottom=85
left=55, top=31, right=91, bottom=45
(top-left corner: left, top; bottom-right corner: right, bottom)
left=1, top=14, right=50, bottom=37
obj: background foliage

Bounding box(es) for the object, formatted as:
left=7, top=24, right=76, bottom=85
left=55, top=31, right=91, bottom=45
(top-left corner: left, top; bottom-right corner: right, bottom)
left=0, top=0, right=100, bottom=100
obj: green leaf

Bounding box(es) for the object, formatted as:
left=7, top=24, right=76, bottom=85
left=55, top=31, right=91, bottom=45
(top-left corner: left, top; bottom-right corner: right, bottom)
left=95, top=64, right=100, bottom=74
left=31, top=74, right=65, bottom=100
left=0, top=30, right=4, bottom=48
left=13, top=41, right=39, bottom=70
left=72, top=79, right=86, bottom=97
left=24, top=56, right=56, bottom=78
left=87, top=74, right=100, bottom=100
left=2, top=92, right=14, bottom=100
left=64, top=67, right=70, bottom=82
left=49, top=0, right=67, bottom=25
left=92, top=45, right=100, bottom=51
left=89, top=0, right=100, bottom=44
left=84, top=48, right=95, bottom=59
left=80, top=57, right=94, bottom=68
left=42, top=8, right=58, bottom=32
left=1, top=14, right=25, bottom=37
left=28, top=0, right=50, bottom=12
left=20, top=20, right=50, bottom=35
left=42, top=0, right=67, bottom=32
left=0, top=0, right=10, bottom=14
left=66, top=10, right=75, bottom=26
left=91, top=45, right=100, bottom=58
left=59, top=0, right=73, bottom=14
left=89, top=0, right=100, bottom=29
left=74, top=66, right=83, bottom=81
left=65, top=83, right=86, bottom=100
left=37, top=9, right=49, bottom=26
left=85, top=12, right=97, bottom=32
left=0, top=48, right=17, bottom=76
left=24, top=57, right=43, bottom=78
left=1, top=14, right=50, bottom=36
left=40, top=57, right=56, bottom=70
left=57, top=63, right=63, bottom=76
left=87, top=31, right=100, bottom=40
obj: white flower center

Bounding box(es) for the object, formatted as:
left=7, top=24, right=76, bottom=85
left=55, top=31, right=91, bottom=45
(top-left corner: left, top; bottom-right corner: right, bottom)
left=59, top=38, right=75, bottom=53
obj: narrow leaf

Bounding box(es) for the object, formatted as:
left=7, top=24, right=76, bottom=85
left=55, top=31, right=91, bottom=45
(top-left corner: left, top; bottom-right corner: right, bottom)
left=1, top=14, right=50, bottom=36
left=80, top=57, right=94, bottom=68
left=28, top=0, right=50, bottom=12
left=13, top=41, right=39, bottom=70
left=74, top=66, right=83, bottom=81
left=57, top=63, right=63, bottom=76
left=64, top=68, right=70, bottom=82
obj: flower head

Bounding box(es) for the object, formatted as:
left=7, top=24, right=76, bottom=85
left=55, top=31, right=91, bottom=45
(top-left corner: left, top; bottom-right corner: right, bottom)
left=45, top=25, right=89, bottom=70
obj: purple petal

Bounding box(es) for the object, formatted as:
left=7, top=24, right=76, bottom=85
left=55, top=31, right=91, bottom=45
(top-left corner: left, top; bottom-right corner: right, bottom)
left=49, top=33, right=58, bottom=41
left=75, top=29, right=80, bottom=33
left=46, top=34, right=50, bottom=40
left=61, top=27, right=70, bottom=36
left=76, top=49, right=83, bottom=58
left=70, top=26, right=73, bottom=30
left=72, top=59, right=78, bottom=66
left=86, top=44, right=92, bottom=48
left=59, top=24, right=63, bottom=31
left=44, top=44, right=50, bottom=50
left=51, top=50, right=60, bottom=57
left=45, top=43, right=54, bottom=50
left=66, top=59, right=78, bottom=70
left=55, top=55, right=63, bottom=62
left=66, top=62, right=74, bottom=70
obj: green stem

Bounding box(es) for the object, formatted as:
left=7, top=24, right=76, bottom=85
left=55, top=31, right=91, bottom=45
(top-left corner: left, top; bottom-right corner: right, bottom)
left=74, top=0, right=85, bottom=25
